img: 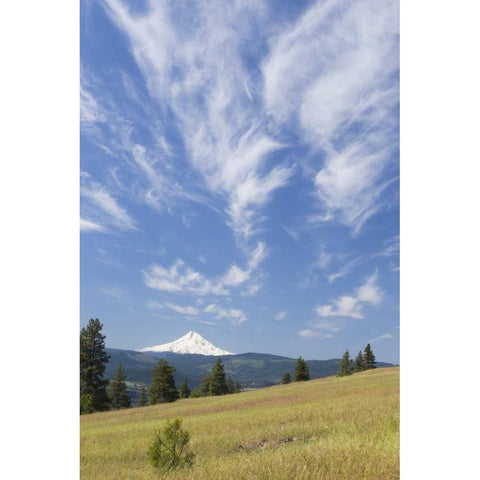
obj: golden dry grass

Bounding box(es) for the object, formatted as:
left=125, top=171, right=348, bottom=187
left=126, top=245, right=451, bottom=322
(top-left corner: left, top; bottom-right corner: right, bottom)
left=81, top=367, right=399, bottom=480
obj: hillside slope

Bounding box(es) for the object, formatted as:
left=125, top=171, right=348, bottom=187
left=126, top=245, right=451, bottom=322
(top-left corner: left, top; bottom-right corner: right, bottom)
left=81, top=367, right=399, bottom=480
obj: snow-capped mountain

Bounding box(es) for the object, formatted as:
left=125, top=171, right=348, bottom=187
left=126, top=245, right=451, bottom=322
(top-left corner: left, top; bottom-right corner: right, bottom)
left=136, top=331, right=234, bottom=356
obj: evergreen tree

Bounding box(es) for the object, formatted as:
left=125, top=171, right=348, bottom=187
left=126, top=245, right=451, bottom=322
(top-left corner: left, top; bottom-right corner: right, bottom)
left=188, top=388, right=202, bottom=398
left=179, top=379, right=191, bottom=399
left=80, top=318, right=111, bottom=412
left=293, top=357, right=310, bottom=381
left=353, top=351, right=366, bottom=372
left=337, top=350, right=353, bottom=377
left=138, top=385, right=148, bottom=407
left=363, top=343, right=377, bottom=369
left=226, top=377, right=235, bottom=394
left=198, top=374, right=212, bottom=396
left=234, top=381, right=241, bottom=393
left=281, top=372, right=292, bottom=384
left=108, top=364, right=131, bottom=409
left=149, top=359, right=179, bottom=404
left=209, top=358, right=228, bottom=395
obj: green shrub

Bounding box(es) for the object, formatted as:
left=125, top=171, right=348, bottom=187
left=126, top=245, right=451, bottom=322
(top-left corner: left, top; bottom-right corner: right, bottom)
left=147, top=417, right=194, bottom=471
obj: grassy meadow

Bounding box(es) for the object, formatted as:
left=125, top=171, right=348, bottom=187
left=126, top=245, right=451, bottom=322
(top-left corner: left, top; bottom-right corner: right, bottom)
left=81, top=367, right=399, bottom=480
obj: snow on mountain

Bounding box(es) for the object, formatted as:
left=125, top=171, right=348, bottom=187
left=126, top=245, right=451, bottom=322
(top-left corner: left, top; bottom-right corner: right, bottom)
left=136, top=331, right=234, bottom=356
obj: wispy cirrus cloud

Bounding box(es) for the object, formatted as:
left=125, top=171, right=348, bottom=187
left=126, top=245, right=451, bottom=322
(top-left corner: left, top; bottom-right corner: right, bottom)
left=165, top=302, right=199, bottom=316
left=81, top=176, right=136, bottom=232
left=375, top=235, right=400, bottom=257
left=298, top=329, right=334, bottom=339
left=275, top=311, right=287, bottom=321
left=80, top=218, right=106, bottom=233
left=223, top=242, right=266, bottom=287
left=100, top=0, right=293, bottom=242
left=368, top=333, right=394, bottom=343
left=263, top=0, right=399, bottom=233
left=148, top=299, right=247, bottom=326
left=98, top=287, right=123, bottom=298
left=316, top=271, right=382, bottom=319
left=204, top=304, right=247, bottom=326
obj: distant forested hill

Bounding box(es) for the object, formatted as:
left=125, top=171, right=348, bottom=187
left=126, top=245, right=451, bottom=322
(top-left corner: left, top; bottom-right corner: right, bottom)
left=105, top=348, right=394, bottom=389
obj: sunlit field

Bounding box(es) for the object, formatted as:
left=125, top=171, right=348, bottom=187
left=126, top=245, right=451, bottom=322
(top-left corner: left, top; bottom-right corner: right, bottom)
left=81, top=367, right=399, bottom=480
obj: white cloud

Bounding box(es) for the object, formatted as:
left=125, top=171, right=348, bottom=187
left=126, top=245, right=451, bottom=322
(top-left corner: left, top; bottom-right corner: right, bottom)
left=316, top=271, right=383, bottom=319
left=356, top=271, right=383, bottom=305
left=316, top=245, right=333, bottom=270
left=281, top=224, right=300, bottom=242
left=325, top=256, right=363, bottom=283
left=275, top=311, right=287, bottom=321
left=81, top=177, right=136, bottom=232
left=316, top=295, right=363, bottom=319
left=80, top=85, right=105, bottom=131
left=222, top=242, right=266, bottom=287
left=98, top=287, right=122, bottom=298
left=204, top=303, right=247, bottom=326
left=165, top=302, right=199, bottom=316
left=101, top=0, right=293, bottom=241
left=312, top=320, right=340, bottom=333
left=143, top=259, right=228, bottom=296
left=263, top=0, right=399, bottom=233
left=298, top=329, right=334, bottom=339
left=143, top=241, right=266, bottom=297
left=375, top=235, right=400, bottom=257
left=368, top=333, right=393, bottom=343
left=80, top=218, right=106, bottom=233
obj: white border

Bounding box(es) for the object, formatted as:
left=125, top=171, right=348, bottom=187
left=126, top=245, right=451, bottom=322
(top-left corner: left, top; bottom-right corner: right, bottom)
left=401, top=0, right=480, bottom=477
left=1, top=1, right=79, bottom=478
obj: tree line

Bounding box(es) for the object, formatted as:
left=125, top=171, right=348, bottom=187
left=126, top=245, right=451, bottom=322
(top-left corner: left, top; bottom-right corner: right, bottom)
left=80, top=318, right=379, bottom=414
left=80, top=319, right=244, bottom=414
left=336, top=344, right=377, bottom=377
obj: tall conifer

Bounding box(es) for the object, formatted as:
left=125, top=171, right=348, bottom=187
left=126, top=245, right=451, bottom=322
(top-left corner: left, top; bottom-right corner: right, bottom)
left=149, top=359, right=178, bottom=404
left=138, top=385, right=148, bottom=407
left=108, top=364, right=131, bottom=409
left=179, top=379, right=191, bottom=399
left=293, top=357, right=310, bottom=381
left=226, top=377, right=236, bottom=394
left=209, top=358, right=228, bottom=395
left=363, top=344, right=377, bottom=369
left=80, top=318, right=110, bottom=412
left=353, top=351, right=365, bottom=372
left=337, top=350, right=353, bottom=377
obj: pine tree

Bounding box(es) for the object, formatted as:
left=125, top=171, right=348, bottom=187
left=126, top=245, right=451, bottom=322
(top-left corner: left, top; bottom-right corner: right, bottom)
left=363, top=343, right=377, bottom=369
left=149, top=359, right=179, bottom=404
left=188, top=388, right=201, bottom=398
left=138, top=385, right=148, bottom=407
left=337, top=350, right=353, bottom=377
left=80, top=318, right=111, bottom=411
left=226, top=377, right=235, bottom=394
left=179, top=379, right=191, bottom=399
left=234, top=381, right=241, bottom=393
left=209, top=358, right=228, bottom=395
left=198, top=374, right=212, bottom=396
left=108, top=364, right=131, bottom=409
left=293, top=357, right=310, bottom=381
left=281, top=372, right=292, bottom=384
left=353, top=351, right=366, bottom=372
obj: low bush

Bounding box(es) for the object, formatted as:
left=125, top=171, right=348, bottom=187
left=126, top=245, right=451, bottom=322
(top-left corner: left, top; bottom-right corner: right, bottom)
left=147, top=417, right=194, bottom=471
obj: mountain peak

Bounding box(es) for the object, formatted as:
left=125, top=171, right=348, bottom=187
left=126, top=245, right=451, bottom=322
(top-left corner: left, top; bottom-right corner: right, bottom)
left=136, top=331, right=234, bottom=356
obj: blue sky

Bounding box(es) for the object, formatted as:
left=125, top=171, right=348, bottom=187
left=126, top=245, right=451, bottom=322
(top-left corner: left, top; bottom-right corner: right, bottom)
left=80, top=0, right=399, bottom=363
